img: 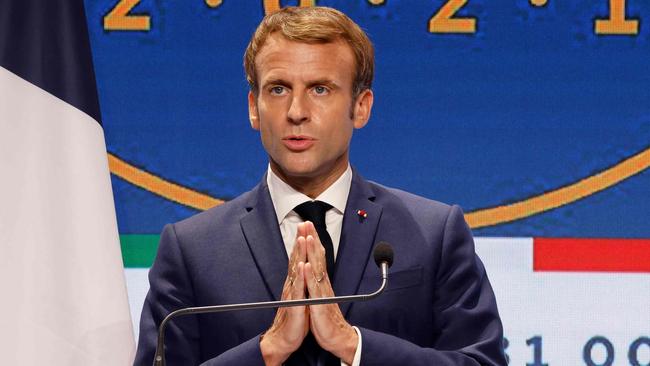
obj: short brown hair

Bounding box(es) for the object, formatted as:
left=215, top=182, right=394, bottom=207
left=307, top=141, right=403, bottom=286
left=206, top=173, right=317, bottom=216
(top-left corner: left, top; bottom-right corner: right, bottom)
left=244, top=6, right=374, bottom=98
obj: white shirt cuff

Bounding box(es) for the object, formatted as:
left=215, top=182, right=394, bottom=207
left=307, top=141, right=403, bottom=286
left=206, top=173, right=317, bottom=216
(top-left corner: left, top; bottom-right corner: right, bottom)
left=340, top=326, right=362, bottom=366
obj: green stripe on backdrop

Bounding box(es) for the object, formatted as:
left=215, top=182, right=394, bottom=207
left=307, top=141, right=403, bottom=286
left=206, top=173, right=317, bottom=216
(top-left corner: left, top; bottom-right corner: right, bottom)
left=120, top=235, right=159, bottom=268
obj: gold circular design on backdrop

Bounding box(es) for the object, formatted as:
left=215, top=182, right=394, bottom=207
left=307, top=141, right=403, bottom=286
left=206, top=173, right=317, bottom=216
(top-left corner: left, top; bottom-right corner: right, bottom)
left=205, top=0, right=223, bottom=8
left=108, top=154, right=223, bottom=210
left=107, top=146, right=650, bottom=228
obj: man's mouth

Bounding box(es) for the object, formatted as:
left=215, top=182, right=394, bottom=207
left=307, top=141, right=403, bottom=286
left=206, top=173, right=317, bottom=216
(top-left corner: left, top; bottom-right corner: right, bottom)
left=282, top=135, right=315, bottom=151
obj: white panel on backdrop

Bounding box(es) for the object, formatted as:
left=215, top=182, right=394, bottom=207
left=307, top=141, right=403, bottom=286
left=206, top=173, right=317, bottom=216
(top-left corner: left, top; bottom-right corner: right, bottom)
left=475, top=238, right=650, bottom=365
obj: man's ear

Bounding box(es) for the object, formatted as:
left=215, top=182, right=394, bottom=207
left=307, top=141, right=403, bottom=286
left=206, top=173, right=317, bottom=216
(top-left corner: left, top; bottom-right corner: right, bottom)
left=352, top=89, right=373, bottom=129
left=248, top=91, right=260, bottom=130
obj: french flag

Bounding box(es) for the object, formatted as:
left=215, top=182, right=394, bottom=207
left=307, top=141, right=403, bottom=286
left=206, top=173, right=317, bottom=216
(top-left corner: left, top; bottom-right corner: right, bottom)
left=0, top=0, right=135, bottom=364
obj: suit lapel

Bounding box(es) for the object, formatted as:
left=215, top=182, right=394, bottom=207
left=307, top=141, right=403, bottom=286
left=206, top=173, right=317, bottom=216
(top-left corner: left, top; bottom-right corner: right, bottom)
left=240, top=178, right=288, bottom=301
left=333, top=171, right=382, bottom=317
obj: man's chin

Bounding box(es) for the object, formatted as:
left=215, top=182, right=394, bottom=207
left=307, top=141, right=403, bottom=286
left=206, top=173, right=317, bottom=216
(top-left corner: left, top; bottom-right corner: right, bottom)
left=269, top=156, right=348, bottom=184
left=269, top=160, right=324, bottom=180
left=275, top=166, right=319, bottom=180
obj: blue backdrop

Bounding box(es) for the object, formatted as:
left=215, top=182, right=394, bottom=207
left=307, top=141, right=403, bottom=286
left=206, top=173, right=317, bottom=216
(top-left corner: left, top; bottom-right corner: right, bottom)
left=85, top=0, right=650, bottom=238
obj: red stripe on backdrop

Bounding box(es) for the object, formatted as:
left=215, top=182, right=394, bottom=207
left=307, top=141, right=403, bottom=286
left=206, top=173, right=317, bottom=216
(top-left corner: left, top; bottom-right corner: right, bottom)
left=533, top=238, right=650, bottom=272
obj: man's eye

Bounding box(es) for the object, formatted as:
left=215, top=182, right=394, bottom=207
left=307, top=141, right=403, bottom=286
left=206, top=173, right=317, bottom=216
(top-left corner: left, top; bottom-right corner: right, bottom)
left=270, top=86, right=285, bottom=95
left=313, top=86, right=328, bottom=95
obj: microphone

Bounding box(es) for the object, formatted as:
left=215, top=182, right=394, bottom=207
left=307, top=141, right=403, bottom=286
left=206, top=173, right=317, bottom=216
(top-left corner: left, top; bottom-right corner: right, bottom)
left=373, top=241, right=393, bottom=277
left=153, top=242, right=394, bottom=366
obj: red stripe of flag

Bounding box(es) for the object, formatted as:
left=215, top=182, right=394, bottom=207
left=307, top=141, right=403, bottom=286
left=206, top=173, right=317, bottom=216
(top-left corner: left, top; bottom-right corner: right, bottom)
left=533, top=238, right=650, bottom=272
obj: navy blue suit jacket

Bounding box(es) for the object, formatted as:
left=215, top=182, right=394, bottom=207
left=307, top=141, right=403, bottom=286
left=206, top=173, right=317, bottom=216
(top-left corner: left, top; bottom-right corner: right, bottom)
left=134, top=171, right=506, bottom=365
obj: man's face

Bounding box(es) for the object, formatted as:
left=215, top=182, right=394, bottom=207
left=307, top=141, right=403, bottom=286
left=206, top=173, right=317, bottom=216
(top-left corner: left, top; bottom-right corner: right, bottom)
left=249, top=33, right=373, bottom=185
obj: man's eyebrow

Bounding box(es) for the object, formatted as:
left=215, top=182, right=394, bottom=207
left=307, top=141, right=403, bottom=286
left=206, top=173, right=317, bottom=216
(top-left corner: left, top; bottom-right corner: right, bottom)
left=261, top=78, right=340, bottom=89
left=261, top=78, right=290, bottom=88
left=307, top=79, right=339, bottom=89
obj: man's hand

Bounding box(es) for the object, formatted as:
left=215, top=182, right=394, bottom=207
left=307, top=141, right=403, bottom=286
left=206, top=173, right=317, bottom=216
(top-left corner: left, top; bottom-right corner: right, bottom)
left=260, top=235, right=309, bottom=366
left=303, top=223, right=359, bottom=365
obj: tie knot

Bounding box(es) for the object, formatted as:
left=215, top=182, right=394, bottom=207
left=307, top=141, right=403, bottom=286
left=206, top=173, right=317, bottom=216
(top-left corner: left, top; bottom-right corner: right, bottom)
left=293, top=200, right=332, bottom=227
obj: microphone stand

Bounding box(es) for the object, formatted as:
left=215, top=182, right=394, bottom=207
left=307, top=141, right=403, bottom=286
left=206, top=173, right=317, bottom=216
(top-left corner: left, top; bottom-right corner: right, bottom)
left=153, top=262, right=389, bottom=366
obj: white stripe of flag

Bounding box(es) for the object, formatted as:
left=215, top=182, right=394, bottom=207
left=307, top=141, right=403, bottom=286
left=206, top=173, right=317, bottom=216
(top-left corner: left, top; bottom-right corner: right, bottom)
left=0, top=0, right=135, bottom=364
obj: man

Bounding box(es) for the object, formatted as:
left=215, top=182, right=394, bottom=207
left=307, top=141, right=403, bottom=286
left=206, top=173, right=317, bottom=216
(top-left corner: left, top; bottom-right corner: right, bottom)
left=135, top=6, right=506, bottom=366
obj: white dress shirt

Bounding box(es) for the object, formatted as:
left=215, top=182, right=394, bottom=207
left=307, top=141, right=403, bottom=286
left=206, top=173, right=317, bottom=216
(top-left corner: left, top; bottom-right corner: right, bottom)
left=266, top=165, right=362, bottom=366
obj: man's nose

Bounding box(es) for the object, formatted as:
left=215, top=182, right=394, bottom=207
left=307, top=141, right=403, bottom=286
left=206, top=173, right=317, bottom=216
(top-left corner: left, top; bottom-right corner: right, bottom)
left=287, top=92, right=309, bottom=124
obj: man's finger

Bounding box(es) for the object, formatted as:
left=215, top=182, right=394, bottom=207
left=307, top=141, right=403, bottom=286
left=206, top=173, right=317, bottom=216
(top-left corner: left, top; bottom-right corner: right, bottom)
left=304, top=261, right=324, bottom=299
left=287, top=237, right=306, bottom=288
left=320, top=270, right=335, bottom=297
left=297, top=221, right=307, bottom=239
left=295, top=236, right=307, bottom=263
left=305, top=222, right=326, bottom=262
left=306, top=235, right=326, bottom=282
left=305, top=221, right=321, bottom=244
left=290, top=261, right=306, bottom=300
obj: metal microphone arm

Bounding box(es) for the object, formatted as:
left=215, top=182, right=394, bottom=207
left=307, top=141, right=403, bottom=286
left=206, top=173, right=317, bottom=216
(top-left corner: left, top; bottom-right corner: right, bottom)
left=153, top=262, right=389, bottom=366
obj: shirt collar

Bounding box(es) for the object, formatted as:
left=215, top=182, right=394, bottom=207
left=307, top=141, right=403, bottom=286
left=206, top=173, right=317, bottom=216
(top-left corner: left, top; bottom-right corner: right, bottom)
left=267, top=164, right=352, bottom=224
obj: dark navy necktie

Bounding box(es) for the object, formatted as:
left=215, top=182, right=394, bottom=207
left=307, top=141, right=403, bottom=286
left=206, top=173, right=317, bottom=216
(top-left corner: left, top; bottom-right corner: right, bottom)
left=293, top=200, right=335, bottom=279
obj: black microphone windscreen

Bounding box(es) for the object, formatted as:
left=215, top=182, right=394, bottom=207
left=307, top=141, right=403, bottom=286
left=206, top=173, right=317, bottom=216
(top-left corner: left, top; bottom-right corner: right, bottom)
left=373, top=242, right=394, bottom=268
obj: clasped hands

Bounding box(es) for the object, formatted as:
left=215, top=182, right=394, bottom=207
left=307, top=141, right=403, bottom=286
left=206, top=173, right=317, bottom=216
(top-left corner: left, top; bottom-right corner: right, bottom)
left=260, top=222, right=358, bottom=366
